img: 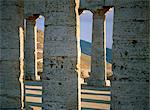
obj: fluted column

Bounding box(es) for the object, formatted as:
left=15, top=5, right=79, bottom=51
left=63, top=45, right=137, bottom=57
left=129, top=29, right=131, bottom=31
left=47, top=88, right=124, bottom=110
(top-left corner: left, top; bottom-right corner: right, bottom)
left=24, top=19, right=36, bottom=80
left=87, top=9, right=107, bottom=87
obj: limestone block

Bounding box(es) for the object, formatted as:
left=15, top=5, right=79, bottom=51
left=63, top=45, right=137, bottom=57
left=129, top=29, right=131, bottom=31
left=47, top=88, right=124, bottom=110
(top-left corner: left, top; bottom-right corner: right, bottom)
left=0, top=61, right=20, bottom=73
left=112, top=81, right=149, bottom=95
left=80, top=0, right=104, bottom=10
left=24, top=0, right=45, bottom=17
left=111, top=95, right=149, bottom=110
left=113, top=21, right=149, bottom=36
left=105, top=0, right=113, bottom=6
left=0, top=35, right=19, bottom=48
left=44, top=41, right=77, bottom=57
left=44, top=26, right=76, bottom=41
left=0, top=49, right=19, bottom=61
left=45, top=12, right=75, bottom=26
left=42, top=0, right=79, bottom=109
left=111, top=0, right=149, bottom=109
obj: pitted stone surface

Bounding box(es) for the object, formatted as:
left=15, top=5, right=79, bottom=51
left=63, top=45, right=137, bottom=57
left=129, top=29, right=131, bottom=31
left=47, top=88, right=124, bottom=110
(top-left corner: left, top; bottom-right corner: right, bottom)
left=24, top=19, right=36, bottom=80
left=24, top=0, right=45, bottom=17
left=0, top=0, right=23, bottom=109
left=0, top=0, right=149, bottom=110
left=111, top=1, right=149, bottom=110
left=42, top=0, right=79, bottom=109
left=87, top=9, right=107, bottom=87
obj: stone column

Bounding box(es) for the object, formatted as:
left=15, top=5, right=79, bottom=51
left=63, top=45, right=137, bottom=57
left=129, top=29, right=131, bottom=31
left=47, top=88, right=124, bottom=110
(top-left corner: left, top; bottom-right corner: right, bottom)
left=111, top=1, right=149, bottom=110
left=87, top=9, right=107, bottom=87
left=34, top=26, right=41, bottom=80
left=24, top=19, right=36, bottom=80
left=0, top=0, right=23, bottom=109
left=42, top=0, right=79, bottom=109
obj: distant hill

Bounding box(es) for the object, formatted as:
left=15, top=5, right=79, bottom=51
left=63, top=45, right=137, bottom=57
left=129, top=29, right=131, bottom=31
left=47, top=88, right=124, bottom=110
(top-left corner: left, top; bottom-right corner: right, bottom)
left=80, top=40, right=112, bottom=63
left=36, top=29, right=112, bottom=63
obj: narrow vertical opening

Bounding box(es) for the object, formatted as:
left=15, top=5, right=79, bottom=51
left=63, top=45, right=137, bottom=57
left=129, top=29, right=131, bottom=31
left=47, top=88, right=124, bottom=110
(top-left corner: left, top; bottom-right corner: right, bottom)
left=35, top=15, right=45, bottom=81
left=80, top=10, right=93, bottom=84
left=105, top=8, right=114, bottom=86
left=23, top=15, right=44, bottom=109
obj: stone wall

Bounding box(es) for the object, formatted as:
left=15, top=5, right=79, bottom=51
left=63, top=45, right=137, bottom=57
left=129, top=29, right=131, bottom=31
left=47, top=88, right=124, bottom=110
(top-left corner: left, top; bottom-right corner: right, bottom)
left=24, top=0, right=45, bottom=18
left=111, top=0, right=149, bottom=110
left=0, top=0, right=23, bottom=109
left=42, top=0, right=79, bottom=109
left=0, top=0, right=149, bottom=109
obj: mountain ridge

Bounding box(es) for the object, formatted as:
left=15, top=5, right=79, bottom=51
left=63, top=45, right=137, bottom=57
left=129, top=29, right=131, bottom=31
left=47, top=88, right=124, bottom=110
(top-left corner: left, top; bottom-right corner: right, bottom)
left=80, top=40, right=112, bottom=63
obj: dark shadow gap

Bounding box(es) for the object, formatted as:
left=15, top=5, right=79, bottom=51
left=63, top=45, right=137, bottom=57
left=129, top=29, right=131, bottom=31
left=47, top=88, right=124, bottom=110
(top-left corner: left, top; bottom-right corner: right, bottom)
left=81, top=99, right=110, bottom=104
left=81, top=92, right=111, bottom=96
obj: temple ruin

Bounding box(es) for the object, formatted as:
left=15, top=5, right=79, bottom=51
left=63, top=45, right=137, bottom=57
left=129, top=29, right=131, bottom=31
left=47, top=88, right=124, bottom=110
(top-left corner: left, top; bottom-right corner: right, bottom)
left=0, top=0, right=149, bottom=110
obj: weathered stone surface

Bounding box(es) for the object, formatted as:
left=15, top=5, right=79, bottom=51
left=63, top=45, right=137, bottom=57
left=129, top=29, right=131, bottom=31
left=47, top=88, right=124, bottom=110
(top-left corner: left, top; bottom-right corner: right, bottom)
left=87, top=9, right=107, bottom=87
left=42, top=0, right=79, bottom=109
left=111, top=1, right=149, bottom=110
left=0, top=0, right=23, bottom=109
left=44, top=26, right=76, bottom=41
left=0, top=49, right=20, bottom=60
left=24, top=19, right=36, bottom=80
left=80, top=0, right=104, bottom=10
left=24, top=0, right=45, bottom=17
left=80, top=0, right=113, bottom=10
left=1, top=0, right=149, bottom=109
left=44, top=41, right=77, bottom=57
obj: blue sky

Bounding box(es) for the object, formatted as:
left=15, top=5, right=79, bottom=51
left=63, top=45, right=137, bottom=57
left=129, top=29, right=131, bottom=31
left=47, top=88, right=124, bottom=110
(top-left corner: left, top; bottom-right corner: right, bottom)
left=80, top=9, right=113, bottom=49
left=36, top=8, right=113, bottom=49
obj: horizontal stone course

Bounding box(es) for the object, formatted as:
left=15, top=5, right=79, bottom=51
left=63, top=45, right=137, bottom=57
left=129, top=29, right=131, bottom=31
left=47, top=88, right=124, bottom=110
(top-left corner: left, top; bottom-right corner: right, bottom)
left=44, top=41, right=77, bottom=57
left=44, top=26, right=76, bottom=41
left=24, top=0, right=45, bottom=17
left=111, top=0, right=149, bottom=110
left=0, top=49, right=19, bottom=60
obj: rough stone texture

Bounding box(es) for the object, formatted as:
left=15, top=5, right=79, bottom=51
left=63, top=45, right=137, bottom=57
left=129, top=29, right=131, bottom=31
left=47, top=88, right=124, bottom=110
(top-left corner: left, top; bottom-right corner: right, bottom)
left=0, top=0, right=149, bottom=109
left=80, top=0, right=104, bottom=10
left=42, top=0, right=79, bottom=109
left=24, top=0, right=45, bottom=18
left=79, top=0, right=113, bottom=10
left=24, top=19, right=36, bottom=80
left=87, top=9, right=107, bottom=87
left=111, top=1, right=149, bottom=110
left=0, top=0, right=23, bottom=109
left=24, top=0, right=45, bottom=81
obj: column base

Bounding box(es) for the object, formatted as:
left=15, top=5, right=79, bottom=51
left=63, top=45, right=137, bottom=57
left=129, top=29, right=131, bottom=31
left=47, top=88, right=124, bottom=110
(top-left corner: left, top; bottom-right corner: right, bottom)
left=35, top=75, right=41, bottom=81
left=87, top=79, right=106, bottom=87
left=25, top=75, right=36, bottom=81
